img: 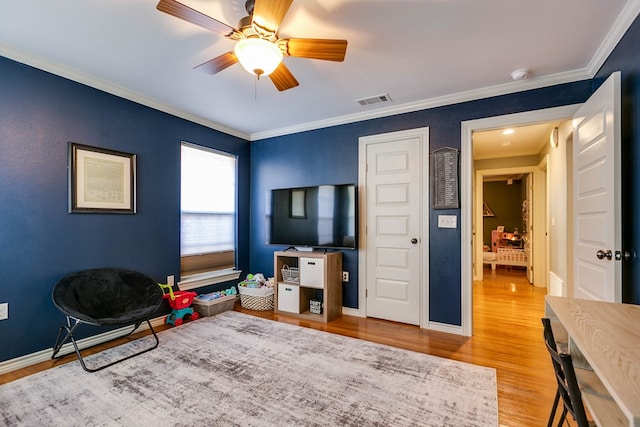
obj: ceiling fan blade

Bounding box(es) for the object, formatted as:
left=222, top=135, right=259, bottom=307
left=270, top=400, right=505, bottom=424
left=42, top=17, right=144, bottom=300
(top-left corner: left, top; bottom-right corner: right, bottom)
left=252, top=0, right=293, bottom=35
left=279, top=38, right=348, bottom=62
left=269, top=62, right=299, bottom=91
left=156, top=0, right=236, bottom=36
left=194, top=52, right=238, bottom=74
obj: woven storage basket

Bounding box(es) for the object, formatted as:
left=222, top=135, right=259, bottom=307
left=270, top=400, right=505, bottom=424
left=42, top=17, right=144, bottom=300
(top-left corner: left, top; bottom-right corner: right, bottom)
left=192, top=294, right=237, bottom=317
left=238, top=286, right=274, bottom=311
left=281, top=265, right=299, bottom=283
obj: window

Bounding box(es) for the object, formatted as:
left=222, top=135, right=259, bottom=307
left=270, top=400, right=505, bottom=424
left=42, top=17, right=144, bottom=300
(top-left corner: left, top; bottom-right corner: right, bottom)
left=180, top=143, right=238, bottom=285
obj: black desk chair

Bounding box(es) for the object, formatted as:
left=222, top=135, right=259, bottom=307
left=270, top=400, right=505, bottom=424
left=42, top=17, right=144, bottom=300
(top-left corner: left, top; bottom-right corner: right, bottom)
left=51, top=268, right=164, bottom=372
left=541, top=317, right=594, bottom=427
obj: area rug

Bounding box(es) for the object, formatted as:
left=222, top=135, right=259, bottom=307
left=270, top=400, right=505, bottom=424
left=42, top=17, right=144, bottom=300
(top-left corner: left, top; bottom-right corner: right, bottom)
left=0, top=311, right=497, bottom=426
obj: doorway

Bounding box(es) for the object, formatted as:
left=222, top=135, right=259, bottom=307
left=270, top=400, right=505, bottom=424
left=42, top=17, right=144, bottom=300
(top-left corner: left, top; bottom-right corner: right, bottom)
left=474, top=166, right=539, bottom=285
left=460, top=105, right=579, bottom=336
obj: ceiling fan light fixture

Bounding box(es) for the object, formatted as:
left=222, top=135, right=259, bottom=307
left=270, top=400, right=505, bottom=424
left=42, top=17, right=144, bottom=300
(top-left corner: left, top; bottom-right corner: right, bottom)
left=234, top=38, right=283, bottom=77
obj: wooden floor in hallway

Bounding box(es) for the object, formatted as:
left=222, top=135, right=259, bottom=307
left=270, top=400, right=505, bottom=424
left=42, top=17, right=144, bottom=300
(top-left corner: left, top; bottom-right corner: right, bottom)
left=1, top=267, right=555, bottom=426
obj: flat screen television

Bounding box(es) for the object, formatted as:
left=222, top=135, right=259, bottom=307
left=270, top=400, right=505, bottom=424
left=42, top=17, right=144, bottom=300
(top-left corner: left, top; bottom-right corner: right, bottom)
left=266, top=184, right=357, bottom=249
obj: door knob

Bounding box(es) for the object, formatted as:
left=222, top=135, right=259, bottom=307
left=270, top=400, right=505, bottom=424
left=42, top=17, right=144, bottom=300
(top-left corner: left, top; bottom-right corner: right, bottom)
left=411, top=238, right=418, bottom=244
left=596, top=250, right=612, bottom=260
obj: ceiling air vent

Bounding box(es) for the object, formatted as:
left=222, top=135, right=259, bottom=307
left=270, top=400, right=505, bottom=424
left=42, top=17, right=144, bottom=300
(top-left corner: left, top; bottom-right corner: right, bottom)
left=356, top=93, right=392, bottom=106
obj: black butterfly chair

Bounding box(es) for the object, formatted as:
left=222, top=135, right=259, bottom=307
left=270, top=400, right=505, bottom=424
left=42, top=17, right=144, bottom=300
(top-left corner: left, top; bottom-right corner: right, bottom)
left=541, top=317, right=594, bottom=427
left=51, top=268, right=164, bottom=372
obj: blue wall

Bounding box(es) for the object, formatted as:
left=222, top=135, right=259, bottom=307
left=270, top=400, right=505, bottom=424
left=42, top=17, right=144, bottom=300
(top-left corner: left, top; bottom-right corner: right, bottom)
left=0, top=57, right=250, bottom=362
left=2, top=12, right=640, bottom=364
left=250, top=12, right=640, bottom=324
left=250, top=80, right=594, bottom=323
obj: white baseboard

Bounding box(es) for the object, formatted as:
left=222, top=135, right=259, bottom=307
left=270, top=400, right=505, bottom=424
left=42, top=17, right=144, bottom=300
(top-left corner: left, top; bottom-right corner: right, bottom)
left=342, top=306, right=365, bottom=317
left=341, top=308, right=463, bottom=336
left=0, top=316, right=166, bottom=376
left=427, top=321, right=464, bottom=336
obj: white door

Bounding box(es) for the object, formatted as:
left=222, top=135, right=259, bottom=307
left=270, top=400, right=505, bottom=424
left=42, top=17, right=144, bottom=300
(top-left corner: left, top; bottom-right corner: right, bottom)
left=363, top=130, right=426, bottom=325
left=573, top=72, right=621, bottom=302
left=526, top=173, right=534, bottom=283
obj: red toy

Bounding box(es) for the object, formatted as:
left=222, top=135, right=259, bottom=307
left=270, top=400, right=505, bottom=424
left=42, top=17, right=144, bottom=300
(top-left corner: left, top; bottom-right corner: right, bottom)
left=159, top=285, right=199, bottom=326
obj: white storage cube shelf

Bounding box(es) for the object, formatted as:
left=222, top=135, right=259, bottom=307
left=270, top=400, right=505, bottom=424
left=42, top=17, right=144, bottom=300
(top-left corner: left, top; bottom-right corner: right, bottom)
left=300, top=257, right=324, bottom=288
left=274, top=251, right=342, bottom=323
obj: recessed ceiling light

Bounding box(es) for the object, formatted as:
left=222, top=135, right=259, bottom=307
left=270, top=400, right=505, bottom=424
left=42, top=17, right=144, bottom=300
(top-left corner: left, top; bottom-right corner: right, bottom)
left=502, top=129, right=515, bottom=135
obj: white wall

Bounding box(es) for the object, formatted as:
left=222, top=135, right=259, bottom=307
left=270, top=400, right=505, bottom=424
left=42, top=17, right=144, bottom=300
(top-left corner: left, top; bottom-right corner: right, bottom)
left=547, top=120, right=572, bottom=296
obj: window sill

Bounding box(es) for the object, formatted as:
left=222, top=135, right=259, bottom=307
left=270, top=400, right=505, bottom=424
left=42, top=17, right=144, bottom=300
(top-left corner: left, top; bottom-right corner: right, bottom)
left=178, top=269, right=242, bottom=291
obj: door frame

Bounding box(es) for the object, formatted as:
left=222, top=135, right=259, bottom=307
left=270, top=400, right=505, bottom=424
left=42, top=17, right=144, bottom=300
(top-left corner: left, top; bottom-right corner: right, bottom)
left=474, top=164, right=544, bottom=282
left=356, top=127, right=430, bottom=328
left=461, top=105, right=580, bottom=336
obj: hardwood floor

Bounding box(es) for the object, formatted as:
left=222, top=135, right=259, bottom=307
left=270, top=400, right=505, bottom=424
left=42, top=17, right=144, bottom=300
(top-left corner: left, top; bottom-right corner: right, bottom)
left=0, top=267, right=555, bottom=426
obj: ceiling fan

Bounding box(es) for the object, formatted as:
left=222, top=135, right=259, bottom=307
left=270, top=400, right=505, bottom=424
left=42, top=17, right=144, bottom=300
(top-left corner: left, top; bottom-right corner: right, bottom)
left=156, top=0, right=348, bottom=91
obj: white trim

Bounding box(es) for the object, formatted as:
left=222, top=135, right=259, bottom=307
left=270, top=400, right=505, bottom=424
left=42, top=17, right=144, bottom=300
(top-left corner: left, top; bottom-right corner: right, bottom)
left=472, top=163, right=545, bottom=289
left=251, top=69, right=590, bottom=141
left=0, top=316, right=166, bottom=375
left=3, top=40, right=589, bottom=143
left=534, top=155, right=550, bottom=288
left=2, top=0, right=638, bottom=143
left=0, top=44, right=250, bottom=141
left=586, top=0, right=640, bottom=76
left=341, top=306, right=365, bottom=317
left=3, top=0, right=637, bottom=145
left=461, top=104, right=581, bottom=337
left=357, top=127, right=430, bottom=328
left=427, top=321, right=463, bottom=336
left=178, top=269, right=242, bottom=291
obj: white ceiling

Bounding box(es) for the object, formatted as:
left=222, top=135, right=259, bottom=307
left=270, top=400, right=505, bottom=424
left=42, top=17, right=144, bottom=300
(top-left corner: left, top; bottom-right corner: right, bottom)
left=473, top=122, right=559, bottom=161
left=1, top=0, right=638, bottom=141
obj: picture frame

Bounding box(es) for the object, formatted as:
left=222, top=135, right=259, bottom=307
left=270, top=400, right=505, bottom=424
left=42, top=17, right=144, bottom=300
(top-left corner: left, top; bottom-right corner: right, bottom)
left=68, top=142, right=136, bottom=214
left=497, top=225, right=505, bottom=233
left=482, top=201, right=495, bottom=217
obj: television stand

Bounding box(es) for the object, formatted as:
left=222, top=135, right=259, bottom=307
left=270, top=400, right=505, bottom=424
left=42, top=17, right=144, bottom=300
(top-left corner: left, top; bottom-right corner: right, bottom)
left=273, top=251, right=342, bottom=322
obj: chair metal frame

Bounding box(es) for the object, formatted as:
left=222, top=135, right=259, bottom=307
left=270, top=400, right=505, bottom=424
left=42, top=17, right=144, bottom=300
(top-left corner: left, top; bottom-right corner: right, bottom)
left=51, top=315, right=159, bottom=372
left=541, top=317, right=591, bottom=427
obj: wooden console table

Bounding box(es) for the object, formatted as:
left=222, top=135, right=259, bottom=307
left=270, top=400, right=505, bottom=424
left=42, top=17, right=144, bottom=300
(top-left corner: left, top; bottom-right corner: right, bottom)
left=545, top=296, right=640, bottom=426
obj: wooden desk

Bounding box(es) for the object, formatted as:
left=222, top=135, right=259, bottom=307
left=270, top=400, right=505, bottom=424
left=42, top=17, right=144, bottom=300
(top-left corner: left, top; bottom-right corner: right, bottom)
left=545, top=296, right=640, bottom=427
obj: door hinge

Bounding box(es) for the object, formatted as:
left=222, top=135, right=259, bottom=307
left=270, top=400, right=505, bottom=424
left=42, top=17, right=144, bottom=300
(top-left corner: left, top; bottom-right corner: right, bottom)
left=366, top=289, right=368, bottom=298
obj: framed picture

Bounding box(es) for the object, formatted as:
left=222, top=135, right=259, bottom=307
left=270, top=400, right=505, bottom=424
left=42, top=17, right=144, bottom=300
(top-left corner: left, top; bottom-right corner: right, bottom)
left=497, top=225, right=505, bottom=233
left=482, top=201, right=495, bottom=217
left=69, top=142, right=136, bottom=214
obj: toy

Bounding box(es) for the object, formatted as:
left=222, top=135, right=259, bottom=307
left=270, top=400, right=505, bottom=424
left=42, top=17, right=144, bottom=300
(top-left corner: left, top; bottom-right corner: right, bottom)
left=158, top=283, right=199, bottom=326
left=195, top=286, right=237, bottom=302
left=238, top=273, right=271, bottom=289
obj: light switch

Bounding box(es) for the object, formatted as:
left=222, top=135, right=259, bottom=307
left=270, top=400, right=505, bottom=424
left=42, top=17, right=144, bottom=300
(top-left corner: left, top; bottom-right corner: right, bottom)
left=438, top=215, right=457, bottom=229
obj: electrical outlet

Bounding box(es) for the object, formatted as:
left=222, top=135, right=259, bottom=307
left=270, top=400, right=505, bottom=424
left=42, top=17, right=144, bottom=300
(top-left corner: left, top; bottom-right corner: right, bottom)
left=0, top=303, right=8, bottom=321
left=342, top=271, right=349, bottom=282
left=167, top=275, right=175, bottom=286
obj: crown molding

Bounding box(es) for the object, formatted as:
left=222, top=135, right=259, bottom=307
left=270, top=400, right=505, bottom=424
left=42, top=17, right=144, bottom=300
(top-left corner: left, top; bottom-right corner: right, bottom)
left=587, top=0, right=640, bottom=75
left=249, top=68, right=591, bottom=141
left=3, top=0, right=639, bottom=143
left=0, top=44, right=250, bottom=141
